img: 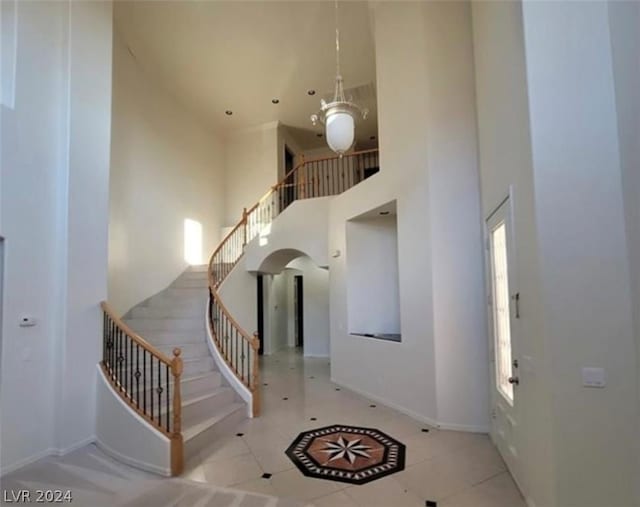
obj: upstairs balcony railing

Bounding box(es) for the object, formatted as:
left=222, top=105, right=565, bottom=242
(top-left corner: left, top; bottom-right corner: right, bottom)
left=207, top=148, right=379, bottom=416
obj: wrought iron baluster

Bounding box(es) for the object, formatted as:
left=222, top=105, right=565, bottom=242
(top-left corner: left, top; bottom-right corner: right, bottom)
left=150, top=354, right=154, bottom=420
left=136, top=344, right=140, bottom=407
left=157, top=357, right=162, bottom=426
left=118, top=328, right=123, bottom=389
left=102, top=312, right=106, bottom=365
left=110, top=319, right=115, bottom=378
left=166, top=363, right=170, bottom=433
left=143, top=349, right=147, bottom=415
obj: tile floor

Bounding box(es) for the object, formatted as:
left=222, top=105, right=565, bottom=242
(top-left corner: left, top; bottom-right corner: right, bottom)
left=183, top=348, right=526, bottom=507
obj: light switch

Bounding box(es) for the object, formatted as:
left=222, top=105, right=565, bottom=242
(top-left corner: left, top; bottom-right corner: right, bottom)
left=582, top=367, right=606, bottom=388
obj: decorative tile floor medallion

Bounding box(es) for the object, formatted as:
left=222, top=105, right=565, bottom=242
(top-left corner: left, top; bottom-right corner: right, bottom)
left=285, top=424, right=406, bottom=485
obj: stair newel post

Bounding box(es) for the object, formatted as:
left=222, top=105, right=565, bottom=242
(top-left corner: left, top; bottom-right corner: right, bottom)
left=170, top=348, right=184, bottom=476
left=251, top=331, right=261, bottom=417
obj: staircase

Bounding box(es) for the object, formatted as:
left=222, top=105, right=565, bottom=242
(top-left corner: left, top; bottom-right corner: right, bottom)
left=96, top=148, right=379, bottom=476
left=124, top=265, right=246, bottom=462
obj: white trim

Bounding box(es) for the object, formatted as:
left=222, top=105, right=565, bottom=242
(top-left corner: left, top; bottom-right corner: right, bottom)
left=53, top=436, right=97, bottom=457
left=331, top=377, right=490, bottom=434
left=204, top=300, right=253, bottom=417
left=96, top=365, right=170, bottom=441
left=1, top=448, right=55, bottom=476
left=0, top=437, right=97, bottom=476
left=94, top=438, right=170, bottom=477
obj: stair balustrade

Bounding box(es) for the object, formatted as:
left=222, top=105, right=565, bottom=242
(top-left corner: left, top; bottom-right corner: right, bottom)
left=207, top=148, right=379, bottom=416
left=101, top=302, right=184, bottom=475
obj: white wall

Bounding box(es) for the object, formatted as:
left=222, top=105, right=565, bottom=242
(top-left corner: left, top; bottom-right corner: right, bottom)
left=521, top=3, right=638, bottom=505
left=108, top=32, right=224, bottom=316
left=608, top=7, right=640, bottom=487
left=224, top=122, right=279, bottom=226
left=217, top=256, right=257, bottom=341
left=1, top=0, right=112, bottom=473
left=608, top=4, right=640, bottom=498
left=0, top=0, right=64, bottom=472
left=329, top=1, right=488, bottom=432
left=245, top=197, right=331, bottom=273
left=287, top=257, right=330, bottom=358
left=346, top=215, right=400, bottom=335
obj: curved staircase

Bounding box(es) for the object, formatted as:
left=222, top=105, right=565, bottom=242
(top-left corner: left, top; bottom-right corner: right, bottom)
left=124, top=266, right=246, bottom=463
left=96, top=149, right=378, bottom=476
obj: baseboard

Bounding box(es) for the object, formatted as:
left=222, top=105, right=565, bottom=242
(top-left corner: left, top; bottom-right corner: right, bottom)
left=52, top=436, right=97, bottom=457
left=1, top=448, right=55, bottom=476
left=331, top=377, right=489, bottom=433
left=94, top=438, right=170, bottom=477
left=0, top=436, right=96, bottom=477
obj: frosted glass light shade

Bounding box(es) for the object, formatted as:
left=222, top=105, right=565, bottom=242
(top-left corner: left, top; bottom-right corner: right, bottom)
left=326, top=111, right=355, bottom=155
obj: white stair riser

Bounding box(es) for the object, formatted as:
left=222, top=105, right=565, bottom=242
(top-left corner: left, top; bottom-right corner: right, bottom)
left=184, top=406, right=246, bottom=462
left=180, top=271, right=209, bottom=280
left=126, top=318, right=205, bottom=332
left=137, top=331, right=207, bottom=345
left=183, top=390, right=237, bottom=427
left=131, top=305, right=204, bottom=319
left=165, top=288, right=208, bottom=298
left=182, top=373, right=222, bottom=396
left=135, top=371, right=222, bottom=397
left=117, top=357, right=214, bottom=378
left=171, top=279, right=208, bottom=289
left=146, top=294, right=207, bottom=309
left=156, top=343, right=210, bottom=360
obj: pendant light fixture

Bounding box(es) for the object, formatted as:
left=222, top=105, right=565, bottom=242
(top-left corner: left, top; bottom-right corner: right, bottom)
left=311, top=0, right=368, bottom=156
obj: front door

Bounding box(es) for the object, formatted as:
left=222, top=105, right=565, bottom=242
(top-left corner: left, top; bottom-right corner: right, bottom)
left=486, top=197, right=521, bottom=483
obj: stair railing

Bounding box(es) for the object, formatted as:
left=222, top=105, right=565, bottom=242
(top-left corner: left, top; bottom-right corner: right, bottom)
left=101, top=301, right=183, bottom=475
left=207, top=148, right=379, bottom=416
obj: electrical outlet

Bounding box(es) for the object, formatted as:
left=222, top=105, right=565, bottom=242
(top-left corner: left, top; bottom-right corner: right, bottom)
left=582, top=367, right=606, bottom=388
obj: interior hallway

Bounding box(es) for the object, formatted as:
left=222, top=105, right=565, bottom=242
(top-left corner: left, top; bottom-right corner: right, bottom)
left=183, top=348, right=526, bottom=507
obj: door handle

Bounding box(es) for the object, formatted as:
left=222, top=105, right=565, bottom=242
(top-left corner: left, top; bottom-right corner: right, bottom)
left=508, top=376, right=519, bottom=385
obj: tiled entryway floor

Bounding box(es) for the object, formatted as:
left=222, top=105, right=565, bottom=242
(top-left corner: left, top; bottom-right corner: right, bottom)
left=184, top=348, right=526, bottom=507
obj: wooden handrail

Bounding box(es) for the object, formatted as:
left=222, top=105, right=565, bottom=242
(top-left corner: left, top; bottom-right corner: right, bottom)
left=280, top=148, right=379, bottom=187
left=100, top=301, right=184, bottom=475
left=100, top=301, right=173, bottom=365
left=207, top=148, right=379, bottom=420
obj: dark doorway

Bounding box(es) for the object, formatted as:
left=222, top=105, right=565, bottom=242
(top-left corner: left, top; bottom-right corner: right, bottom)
left=282, top=147, right=296, bottom=211
left=294, top=275, right=304, bottom=348
left=257, top=275, right=264, bottom=355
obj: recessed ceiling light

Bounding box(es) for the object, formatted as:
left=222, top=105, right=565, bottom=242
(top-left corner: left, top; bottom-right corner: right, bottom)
left=379, top=211, right=390, bottom=216
left=316, top=133, right=323, bottom=138
left=307, top=89, right=316, bottom=96
left=272, top=98, right=280, bottom=104
left=225, top=110, right=233, bottom=116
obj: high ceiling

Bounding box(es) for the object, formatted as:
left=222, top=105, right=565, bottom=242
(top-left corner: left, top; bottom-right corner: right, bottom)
left=114, top=1, right=378, bottom=150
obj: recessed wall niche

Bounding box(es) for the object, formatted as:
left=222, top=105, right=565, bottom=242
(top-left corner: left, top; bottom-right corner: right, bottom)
left=346, top=200, right=401, bottom=342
